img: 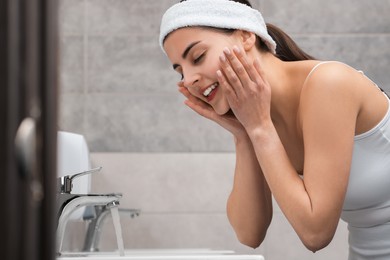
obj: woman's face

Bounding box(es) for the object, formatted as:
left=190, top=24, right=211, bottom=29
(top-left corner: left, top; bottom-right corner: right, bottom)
left=163, top=27, right=239, bottom=115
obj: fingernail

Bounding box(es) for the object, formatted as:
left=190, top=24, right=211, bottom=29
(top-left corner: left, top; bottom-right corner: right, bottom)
left=219, top=54, right=226, bottom=62
left=223, top=47, right=230, bottom=55
left=216, top=70, right=222, bottom=77
left=233, top=45, right=240, bottom=53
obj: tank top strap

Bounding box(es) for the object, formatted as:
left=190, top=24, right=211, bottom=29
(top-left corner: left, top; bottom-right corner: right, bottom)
left=303, top=61, right=339, bottom=87
left=303, top=61, right=389, bottom=99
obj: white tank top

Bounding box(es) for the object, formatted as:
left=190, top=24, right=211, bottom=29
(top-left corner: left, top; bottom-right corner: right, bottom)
left=342, top=95, right=390, bottom=259
left=307, top=62, right=390, bottom=259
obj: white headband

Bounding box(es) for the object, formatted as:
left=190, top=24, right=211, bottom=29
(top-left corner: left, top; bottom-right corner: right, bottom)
left=159, top=0, right=277, bottom=54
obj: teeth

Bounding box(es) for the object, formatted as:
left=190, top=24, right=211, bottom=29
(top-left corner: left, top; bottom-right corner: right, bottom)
left=203, top=83, right=218, bottom=97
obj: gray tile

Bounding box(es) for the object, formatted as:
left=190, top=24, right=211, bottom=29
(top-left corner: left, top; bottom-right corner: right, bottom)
left=58, top=93, right=86, bottom=134
left=294, top=35, right=390, bottom=89
left=87, top=35, right=174, bottom=93
left=96, top=213, right=265, bottom=254
left=61, top=213, right=262, bottom=253
left=59, top=36, right=84, bottom=93
left=85, top=153, right=265, bottom=254
left=263, top=0, right=390, bottom=34
left=59, top=0, right=85, bottom=35
left=87, top=0, right=177, bottom=35
left=248, top=0, right=261, bottom=10
left=264, top=212, right=349, bottom=260
left=84, top=94, right=234, bottom=152
left=90, top=153, right=235, bottom=212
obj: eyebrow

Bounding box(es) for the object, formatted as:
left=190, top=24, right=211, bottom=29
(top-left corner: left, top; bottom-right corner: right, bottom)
left=172, top=41, right=202, bottom=70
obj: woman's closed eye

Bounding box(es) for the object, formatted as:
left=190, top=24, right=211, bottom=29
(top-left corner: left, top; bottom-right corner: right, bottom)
left=193, top=52, right=205, bottom=64
left=180, top=52, right=205, bottom=79
left=174, top=51, right=206, bottom=80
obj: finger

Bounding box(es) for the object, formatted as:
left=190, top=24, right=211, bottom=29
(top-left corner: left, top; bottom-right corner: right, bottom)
left=182, top=93, right=217, bottom=120
left=219, top=48, right=244, bottom=97
left=178, top=87, right=204, bottom=108
left=225, top=46, right=253, bottom=87
left=218, top=55, right=238, bottom=98
left=217, top=69, right=239, bottom=107
left=233, top=46, right=263, bottom=85
left=178, top=85, right=191, bottom=98
left=227, top=46, right=251, bottom=85
left=178, top=86, right=213, bottom=108
left=177, top=80, right=184, bottom=88
left=177, top=81, right=191, bottom=96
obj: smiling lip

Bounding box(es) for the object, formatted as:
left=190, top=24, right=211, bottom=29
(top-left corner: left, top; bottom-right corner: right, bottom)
left=199, top=82, right=219, bottom=103
left=206, top=85, right=218, bottom=102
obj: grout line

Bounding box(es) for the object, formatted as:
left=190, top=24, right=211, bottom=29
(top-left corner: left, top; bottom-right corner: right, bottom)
left=83, top=0, right=88, bottom=95
left=60, top=32, right=390, bottom=37
left=128, top=211, right=228, bottom=215
left=83, top=0, right=88, bottom=135
left=291, top=32, right=390, bottom=37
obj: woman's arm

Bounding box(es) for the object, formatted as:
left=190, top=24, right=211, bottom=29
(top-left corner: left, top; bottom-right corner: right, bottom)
left=178, top=84, right=273, bottom=248
left=218, top=49, right=358, bottom=252
left=227, top=133, right=273, bottom=248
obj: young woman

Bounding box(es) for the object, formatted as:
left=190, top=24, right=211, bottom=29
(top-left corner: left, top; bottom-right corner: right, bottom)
left=159, top=0, right=390, bottom=259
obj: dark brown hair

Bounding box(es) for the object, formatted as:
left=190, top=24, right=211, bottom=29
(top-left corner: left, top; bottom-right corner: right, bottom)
left=179, top=0, right=315, bottom=61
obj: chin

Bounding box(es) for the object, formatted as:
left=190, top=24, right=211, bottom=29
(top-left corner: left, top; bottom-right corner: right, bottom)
left=213, top=103, right=231, bottom=115
left=212, top=96, right=231, bottom=115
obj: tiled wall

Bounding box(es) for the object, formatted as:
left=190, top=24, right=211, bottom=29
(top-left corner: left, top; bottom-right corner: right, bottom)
left=59, top=0, right=390, bottom=151
left=59, top=0, right=390, bottom=259
left=59, top=0, right=235, bottom=152
left=63, top=153, right=349, bottom=260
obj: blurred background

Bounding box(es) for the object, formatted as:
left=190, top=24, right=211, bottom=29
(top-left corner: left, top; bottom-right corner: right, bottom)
left=58, top=0, right=390, bottom=259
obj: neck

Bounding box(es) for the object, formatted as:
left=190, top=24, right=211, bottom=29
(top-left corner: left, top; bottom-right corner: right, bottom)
left=251, top=52, right=313, bottom=130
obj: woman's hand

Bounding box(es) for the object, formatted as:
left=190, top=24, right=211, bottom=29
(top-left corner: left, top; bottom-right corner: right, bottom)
left=217, top=46, right=272, bottom=133
left=178, top=81, right=246, bottom=138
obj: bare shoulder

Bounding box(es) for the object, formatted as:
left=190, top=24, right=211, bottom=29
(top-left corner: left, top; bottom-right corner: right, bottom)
left=297, top=61, right=362, bottom=139
left=299, top=62, right=363, bottom=115
left=302, top=61, right=362, bottom=99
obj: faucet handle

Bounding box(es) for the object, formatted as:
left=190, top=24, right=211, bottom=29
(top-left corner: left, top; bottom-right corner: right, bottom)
left=69, top=166, right=102, bottom=181
left=58, top=166, right=102, bottom=193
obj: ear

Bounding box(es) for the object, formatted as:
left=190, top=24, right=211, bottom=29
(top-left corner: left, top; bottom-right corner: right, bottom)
left=239, top=30, right=257, bottom=51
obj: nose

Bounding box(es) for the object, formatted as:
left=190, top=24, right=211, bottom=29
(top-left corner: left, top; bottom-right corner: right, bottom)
left=182, top=68, right=200, bottom=89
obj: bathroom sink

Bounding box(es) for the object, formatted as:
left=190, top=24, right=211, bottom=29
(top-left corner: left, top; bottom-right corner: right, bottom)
left=57, top=249, right=264, bottom=260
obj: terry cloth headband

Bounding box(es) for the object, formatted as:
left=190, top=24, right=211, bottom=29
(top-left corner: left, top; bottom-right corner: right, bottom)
left=159, top=0, right=277, bottom=54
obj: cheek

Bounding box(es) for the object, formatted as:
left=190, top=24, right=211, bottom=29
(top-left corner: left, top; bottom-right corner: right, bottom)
left=208, top=54, right=222, bottom=73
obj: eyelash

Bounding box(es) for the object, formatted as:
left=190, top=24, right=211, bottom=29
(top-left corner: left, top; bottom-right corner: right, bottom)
left=179, top=52, right=206, bottom=80
left=193, top=53, right=205, bottom=64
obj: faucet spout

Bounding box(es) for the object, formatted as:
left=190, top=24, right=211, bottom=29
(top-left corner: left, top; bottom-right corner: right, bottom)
left=83, top=207, right=140, bottom=252
left=56, top=193, right=122, bottom=253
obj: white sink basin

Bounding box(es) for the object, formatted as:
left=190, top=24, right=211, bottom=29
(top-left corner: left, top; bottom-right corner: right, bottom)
left=57, top=249, right=265, bottom=260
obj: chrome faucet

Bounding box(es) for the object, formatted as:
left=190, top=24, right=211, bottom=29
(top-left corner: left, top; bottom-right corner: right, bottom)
left=56, top=166, right=124, bottom=254
left=56, top=193, right=123, bottom=253
left=56, top=167, right=103, bottom=222
left=83, top=206, right=140, bottom=252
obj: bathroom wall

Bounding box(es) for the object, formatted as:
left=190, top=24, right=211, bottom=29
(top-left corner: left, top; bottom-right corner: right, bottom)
left=59, top=0, right=390, bottom=259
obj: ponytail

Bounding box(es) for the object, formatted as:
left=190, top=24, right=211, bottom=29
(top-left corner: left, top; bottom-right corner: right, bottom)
left=223, top=0, right=315, bottom=61
left=263, top=23, right=315, bottom=61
